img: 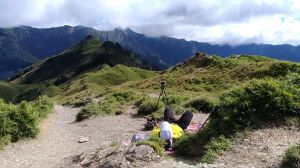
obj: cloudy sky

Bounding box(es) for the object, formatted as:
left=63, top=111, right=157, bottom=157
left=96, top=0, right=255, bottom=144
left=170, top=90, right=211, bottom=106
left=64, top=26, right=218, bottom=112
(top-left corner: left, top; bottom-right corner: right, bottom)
left=1, top=0, right=300, bottom=45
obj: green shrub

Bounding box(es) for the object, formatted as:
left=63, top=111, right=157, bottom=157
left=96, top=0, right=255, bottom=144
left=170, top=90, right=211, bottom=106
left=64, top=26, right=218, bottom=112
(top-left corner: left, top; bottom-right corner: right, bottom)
left=0, top=100, right=14, bottom=148
left=171, top=104, right=186, bottom=115
left=0, top=96, right=53, bottom=148
left=76, top=102, right=100, bottom=121
left=268, top=63, right=300, bottom=77
left=76, top=90, right=144, bottom=121
left=201, top=136, right=232, bottom=163
left=137, top=99, right=162, bottom=115
left=112, top=90, right=137, bottom=102
left=176, top=77, right=300, bottom=162
left=185, top=97, right=217, bottom=113
left=136, top=136, right=165, bottom=156
left=217, top=78, right=299, bottom=133
left=9, top=102, right=39, bottom=141
left=0, top=135, right=11, bottom=149
left=162, top=94, right=185, bottom=105
left=174, top=133, right=198, bottom=157
left=76, top=102, right=114, bottom=121
left=32, top=96, right=53, bottom=119
left=281, top=144, right=300, bottom=168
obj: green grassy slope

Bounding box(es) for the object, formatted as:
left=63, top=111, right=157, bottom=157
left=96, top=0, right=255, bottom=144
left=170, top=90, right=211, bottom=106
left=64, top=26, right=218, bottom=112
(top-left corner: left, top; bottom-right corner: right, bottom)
left=57, top=64, right=157, bottom=104
left=0, top=81, right=62, bottom=103
left=119, top=53, right=299, bottom=106
left=74, top=52, right=300, bottom=120
left=7, top=50, right=300, bottom=108
left=10, top=35, right=150, bottom=84
left=4, top=35, right=155, bottom=103
left=0, top=81, right=28, bottom=102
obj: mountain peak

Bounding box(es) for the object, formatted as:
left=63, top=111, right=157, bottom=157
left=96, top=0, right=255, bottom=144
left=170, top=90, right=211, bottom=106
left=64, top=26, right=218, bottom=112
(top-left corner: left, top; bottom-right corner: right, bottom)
left=10, top=36, right=149, bottom=84
left=85, top=34, right=96, bottom=40
left=75, top=35, right=102, bottom=48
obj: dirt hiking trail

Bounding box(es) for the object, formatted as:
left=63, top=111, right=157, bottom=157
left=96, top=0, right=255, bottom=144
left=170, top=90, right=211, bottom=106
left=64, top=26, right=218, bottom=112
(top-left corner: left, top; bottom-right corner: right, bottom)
left=1, top=105, right=297, bottom=168
left=0, top=105, right=208, bottom=168
left=0, top=105, right=147, bottom=168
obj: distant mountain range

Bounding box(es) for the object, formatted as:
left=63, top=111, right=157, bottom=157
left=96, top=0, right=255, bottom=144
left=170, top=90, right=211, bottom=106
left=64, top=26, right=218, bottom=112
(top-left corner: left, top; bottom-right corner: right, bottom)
left=1, top=25, right=300, bottom=79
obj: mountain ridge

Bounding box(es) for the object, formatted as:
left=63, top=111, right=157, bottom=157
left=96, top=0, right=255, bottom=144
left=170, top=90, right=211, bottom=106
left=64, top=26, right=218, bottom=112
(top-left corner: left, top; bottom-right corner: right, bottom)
left=10, top=35, right=150, bottom=84
left=1, top=25, right=300, bottom=79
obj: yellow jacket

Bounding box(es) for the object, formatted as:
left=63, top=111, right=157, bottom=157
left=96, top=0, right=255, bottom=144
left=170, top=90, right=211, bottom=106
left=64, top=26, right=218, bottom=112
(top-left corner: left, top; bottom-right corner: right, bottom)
left=150, top=123, right=184, bottom=140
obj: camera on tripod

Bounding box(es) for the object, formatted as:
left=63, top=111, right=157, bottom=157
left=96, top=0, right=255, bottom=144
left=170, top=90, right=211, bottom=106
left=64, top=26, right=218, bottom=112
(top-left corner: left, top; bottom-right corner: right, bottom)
left=160, top=80, right=166, bottom=90
left=157, top=80, right=169, bottom=106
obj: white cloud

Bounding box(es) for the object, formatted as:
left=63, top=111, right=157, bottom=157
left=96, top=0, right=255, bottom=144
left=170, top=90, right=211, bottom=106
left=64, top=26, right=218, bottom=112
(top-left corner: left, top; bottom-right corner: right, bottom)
left=0, top=0, right=300, bottom=45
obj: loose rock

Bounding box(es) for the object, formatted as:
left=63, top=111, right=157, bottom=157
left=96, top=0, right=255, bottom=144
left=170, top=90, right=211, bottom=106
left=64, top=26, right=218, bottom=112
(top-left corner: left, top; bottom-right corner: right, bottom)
left=78, top=137, right=89, bottom=143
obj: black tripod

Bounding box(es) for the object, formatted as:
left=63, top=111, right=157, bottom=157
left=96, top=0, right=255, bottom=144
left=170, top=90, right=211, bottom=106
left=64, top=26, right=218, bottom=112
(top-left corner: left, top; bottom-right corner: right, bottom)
left=157, top=80, right=169, bottom=106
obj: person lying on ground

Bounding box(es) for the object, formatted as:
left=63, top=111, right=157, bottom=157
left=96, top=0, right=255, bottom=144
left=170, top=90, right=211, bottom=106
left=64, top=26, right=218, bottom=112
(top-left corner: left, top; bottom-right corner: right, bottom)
left=151, top=107, right=193, bottom=150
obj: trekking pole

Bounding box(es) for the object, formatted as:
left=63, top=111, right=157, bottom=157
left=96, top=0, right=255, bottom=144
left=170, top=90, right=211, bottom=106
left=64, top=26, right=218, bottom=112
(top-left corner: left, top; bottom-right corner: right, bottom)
left=198, top=105, right=219, bottom=132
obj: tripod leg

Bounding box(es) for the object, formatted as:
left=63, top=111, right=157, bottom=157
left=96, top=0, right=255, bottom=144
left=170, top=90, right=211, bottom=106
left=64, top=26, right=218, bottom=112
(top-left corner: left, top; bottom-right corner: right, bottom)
left=156, top=93, right=162, bottom=107
left=163, top=90, right=169, bottom=105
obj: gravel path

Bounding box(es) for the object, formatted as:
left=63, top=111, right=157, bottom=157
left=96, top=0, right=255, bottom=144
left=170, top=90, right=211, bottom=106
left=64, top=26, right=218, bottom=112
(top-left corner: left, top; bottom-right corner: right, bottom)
left=216, top=127, right=300, bottom=168
left=0, top=105, right=145, bottom=168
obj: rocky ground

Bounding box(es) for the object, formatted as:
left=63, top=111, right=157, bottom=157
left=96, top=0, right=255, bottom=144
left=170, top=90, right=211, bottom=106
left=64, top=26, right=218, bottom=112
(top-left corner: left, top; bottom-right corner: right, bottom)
left=216, top=126, right=300, bottom=168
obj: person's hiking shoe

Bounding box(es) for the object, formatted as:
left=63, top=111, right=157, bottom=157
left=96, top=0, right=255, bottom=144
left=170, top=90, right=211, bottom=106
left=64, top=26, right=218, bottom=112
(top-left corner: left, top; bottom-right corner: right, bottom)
left=144, top=119, right=157, bottom=130
left=164, top=139, right=173, bottom=150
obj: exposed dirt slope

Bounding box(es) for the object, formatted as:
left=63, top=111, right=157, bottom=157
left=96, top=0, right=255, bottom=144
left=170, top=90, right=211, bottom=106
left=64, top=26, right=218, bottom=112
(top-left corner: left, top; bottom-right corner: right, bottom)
left=216, top=127, right=300, bottom=168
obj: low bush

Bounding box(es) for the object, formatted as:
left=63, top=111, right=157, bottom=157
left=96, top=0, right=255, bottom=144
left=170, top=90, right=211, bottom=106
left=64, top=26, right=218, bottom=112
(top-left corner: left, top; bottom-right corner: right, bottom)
left=268, top=63, right=300, bottom=77
left=0, top=96, right=53, bottom=149
left=201, top=136, right=232, bottom=163
left=281, top=144, right=300, bottom=168
left=137, top=99, right=162, bottom=115
left=174, top=133, right=198, bottom=157
left=112, top=90, right=137, bottom=102
left=217, top=78, right=300, bottom=134
left=162, top=94, right=185, bottom=106
left=76, top=102, right=102, bottom=121
left=32, top=96, right=53, bottom=119
left=185, top=97, right=217, bottom=113
left=136, top=136, right=165, bottom=156
left=176, top=76, right=300, bottom=163
left=76, top=90, right=142, bottom=121
left=171, top=104, right=186, bottom=115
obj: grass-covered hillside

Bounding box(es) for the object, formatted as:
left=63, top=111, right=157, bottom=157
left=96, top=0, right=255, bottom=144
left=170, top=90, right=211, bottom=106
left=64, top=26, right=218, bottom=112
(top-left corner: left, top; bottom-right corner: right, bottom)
left=10, top=35, right=150, bottom=84
left=118, top=52, right=300, bottom=112
left=0, top=81, right=26, bottom=102
left=72, top=52, right=300, bottom=121
left=1, top=49, right=299, bottom=163
left=7, top=50, right=300, bottom=116
left=4, top=35, right=156, bottom=103
left=57, top=64, right=157, bottom=105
